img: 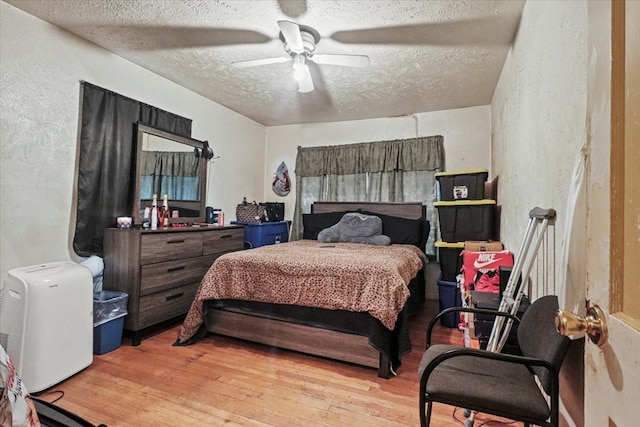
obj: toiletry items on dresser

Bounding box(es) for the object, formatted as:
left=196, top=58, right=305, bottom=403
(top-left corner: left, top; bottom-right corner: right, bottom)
left=103, top=225, right=244, bottom=345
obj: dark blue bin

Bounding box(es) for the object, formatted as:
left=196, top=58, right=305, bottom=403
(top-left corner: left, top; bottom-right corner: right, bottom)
left=93, top=291, right=128, bottom=355
left=93, top=314, right=125, bottom=355
left=232, top=221, right=290, bottom=248
left=437, top=274, right=462, bottom=328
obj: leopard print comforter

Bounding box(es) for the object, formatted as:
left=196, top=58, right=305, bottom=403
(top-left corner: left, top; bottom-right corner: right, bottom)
left=177, top=240, right=426, bottom=343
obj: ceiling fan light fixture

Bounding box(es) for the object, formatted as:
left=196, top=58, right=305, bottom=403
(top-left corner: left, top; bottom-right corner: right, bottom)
left=233, top=20, right=368, bottom=93
left=293, top=64, right=308, bottom=81
left=292, top=55, right=308, bottom=81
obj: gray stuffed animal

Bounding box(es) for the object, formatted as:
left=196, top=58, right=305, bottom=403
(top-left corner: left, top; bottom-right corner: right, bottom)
left=317, top=213, right=391, bottom=246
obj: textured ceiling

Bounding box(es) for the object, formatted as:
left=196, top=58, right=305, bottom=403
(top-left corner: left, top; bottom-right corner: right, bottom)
left=6, top=0, right=525, bottom=126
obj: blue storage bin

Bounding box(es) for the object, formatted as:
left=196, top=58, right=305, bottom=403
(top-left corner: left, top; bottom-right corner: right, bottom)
left=437, top=274, right=462, bottom=328
left=93, top=314, right=125, bottom=355
left=93, top=291, right=128, bottom=355
left=233, top=221, right=290, bottom=248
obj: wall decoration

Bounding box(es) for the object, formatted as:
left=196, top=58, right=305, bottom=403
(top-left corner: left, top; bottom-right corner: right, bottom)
left=272, top=161, right=291, bottom=196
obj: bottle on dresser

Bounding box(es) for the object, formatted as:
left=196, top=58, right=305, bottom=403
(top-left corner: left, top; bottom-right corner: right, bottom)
left=161, top=194, right=170, bottom=227
left=142, top=207, right=151, bottom=229
left=150, top=193, right=158, bottom=230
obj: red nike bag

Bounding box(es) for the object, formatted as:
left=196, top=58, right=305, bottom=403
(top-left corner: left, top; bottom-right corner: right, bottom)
left=461, top=250, right=514, bottom=293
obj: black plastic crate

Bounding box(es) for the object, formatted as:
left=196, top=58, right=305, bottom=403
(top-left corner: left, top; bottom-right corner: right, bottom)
left=435, top=199, right=495, bottom=242
left=436, top=240, right=464, bottom=282
left=436, top=169, right=488, bottom=201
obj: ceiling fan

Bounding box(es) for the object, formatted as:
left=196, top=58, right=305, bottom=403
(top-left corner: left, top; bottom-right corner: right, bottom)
left=231, top=20, right=370, bottom=93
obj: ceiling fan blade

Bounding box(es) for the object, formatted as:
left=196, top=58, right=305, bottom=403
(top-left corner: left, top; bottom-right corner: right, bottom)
left=310, top=54, right=370, bottom=67
left=330, top=16, right=521, bottom=47
left=297, top=65, right=314, bottom=93
left=232, top=57, right=291, bottom=68
left=72, top=25, right=272, bottom=50
left=277, top=20, right=304, bottom=53
left=277, top=0, right=307, bottom=18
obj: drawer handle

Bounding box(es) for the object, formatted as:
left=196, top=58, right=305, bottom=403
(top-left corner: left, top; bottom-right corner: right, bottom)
left=220, top=234, right=233, bottom=239
left=165, top=292, right=184, bottom=301
left=166, top=239, right=186, bottom=244
left=167, top=266, right=186, bottom=273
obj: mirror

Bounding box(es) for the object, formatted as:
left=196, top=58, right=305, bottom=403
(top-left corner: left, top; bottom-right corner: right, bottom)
left=132, top=123, right=207, bottom=226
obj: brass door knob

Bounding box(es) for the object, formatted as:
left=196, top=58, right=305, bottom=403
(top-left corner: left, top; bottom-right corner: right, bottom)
left=555, top=305, right=608, bottom=347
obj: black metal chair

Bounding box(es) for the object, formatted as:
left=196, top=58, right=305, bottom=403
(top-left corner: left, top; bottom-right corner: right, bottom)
left=418, top=295, right=571, bottom=427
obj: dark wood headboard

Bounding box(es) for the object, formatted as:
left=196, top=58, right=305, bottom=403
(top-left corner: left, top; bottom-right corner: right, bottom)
left=311, top=202, right=424, bottom=220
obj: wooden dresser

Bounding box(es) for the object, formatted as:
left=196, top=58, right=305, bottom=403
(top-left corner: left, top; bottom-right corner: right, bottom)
left=103, top=225, right=244, bottom=345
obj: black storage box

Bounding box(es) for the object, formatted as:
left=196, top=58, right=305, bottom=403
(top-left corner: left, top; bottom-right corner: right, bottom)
left=435, top=240, right=464, bottom=282
left=472, top=291, right=530, bottom=346
left=472, top=291, right=530, bottom=321
left=436, top=169, right=488, bottom=201
left=499, top=265, right=524, bottom=296
left=434, top=199, right=496, bottom=242
left=474, top=319, right=518, bottom=343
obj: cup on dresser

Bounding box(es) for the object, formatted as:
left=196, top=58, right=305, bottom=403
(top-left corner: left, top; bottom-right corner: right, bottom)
left=117, top=216, right=132, bottom=229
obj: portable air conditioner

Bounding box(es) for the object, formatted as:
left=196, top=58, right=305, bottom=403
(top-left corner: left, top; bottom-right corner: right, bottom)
left=0, top=262, right=93, bottom=392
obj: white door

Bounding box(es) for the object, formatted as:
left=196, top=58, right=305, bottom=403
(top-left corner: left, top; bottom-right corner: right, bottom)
left=584, top=1, right=640, bottom=426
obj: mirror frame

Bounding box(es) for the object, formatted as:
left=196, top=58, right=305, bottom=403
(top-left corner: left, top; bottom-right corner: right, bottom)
left=133, top=123, right=207, bottom=226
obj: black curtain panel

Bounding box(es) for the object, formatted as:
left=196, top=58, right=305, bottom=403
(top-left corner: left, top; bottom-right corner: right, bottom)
left=73, top=82, right=192, bottom=257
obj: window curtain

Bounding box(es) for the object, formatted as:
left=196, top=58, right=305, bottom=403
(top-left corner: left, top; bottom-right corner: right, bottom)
left=139, top=151, right=201, bottom=201
left=291, top=136, right=445, bottom=254
left=73, top=82, right=192, bottom=257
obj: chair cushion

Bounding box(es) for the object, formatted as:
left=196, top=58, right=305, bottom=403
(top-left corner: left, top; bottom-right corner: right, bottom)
left=419, top=344, right=551, bottom=422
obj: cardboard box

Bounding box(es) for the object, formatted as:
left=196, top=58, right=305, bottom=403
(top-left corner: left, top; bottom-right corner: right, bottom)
left=484, top=175, right=499, bottom=203
left=464, top=241, right=504, bottom=251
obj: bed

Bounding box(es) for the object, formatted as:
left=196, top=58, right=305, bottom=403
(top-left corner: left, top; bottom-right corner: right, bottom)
left=175, top=202, right=428, bottom=378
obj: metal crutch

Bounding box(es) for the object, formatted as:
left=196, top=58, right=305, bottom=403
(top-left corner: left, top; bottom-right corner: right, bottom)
left=486, top=207, right=556, bottom=353
left=463, top=207, right=556, bottom=427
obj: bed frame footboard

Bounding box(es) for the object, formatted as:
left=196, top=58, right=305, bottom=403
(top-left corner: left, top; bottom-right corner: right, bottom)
left=206, top=309, right=391, bottom=378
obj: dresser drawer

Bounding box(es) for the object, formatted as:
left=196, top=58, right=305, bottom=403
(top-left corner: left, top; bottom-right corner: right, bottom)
left=203, top=228, right=244, bottom=255
left=140, top=232, right=203, bottom=264
left=138, top=282, right=198, bottom=329
left=140, top=257, right=206, bottom=296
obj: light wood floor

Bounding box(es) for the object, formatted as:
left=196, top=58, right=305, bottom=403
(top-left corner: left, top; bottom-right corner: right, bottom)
left=38, top=300, right=518, bottom=426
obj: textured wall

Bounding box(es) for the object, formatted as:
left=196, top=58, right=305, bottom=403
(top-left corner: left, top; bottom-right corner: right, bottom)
left=490, top=1, right=588, bottom=426
left=0, top=3, right=265, bottom=282
left=491, top=1, right=587, bottom=257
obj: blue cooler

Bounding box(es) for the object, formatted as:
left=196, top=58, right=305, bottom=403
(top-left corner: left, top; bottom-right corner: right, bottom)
left=233, top=221, right=290, bottom=248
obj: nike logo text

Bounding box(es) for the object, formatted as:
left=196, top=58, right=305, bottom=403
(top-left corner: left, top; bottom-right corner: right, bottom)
left=473, top=259, right=500, bottom=269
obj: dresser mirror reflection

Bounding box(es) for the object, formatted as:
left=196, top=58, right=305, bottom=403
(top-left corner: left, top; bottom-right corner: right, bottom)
left=133, top=123, right=207, bottom=225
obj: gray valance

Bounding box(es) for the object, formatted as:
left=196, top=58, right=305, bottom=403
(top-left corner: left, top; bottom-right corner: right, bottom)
left=140, top=151, right=200, bottom=177
left=295, top=135, right=444, bottom=177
